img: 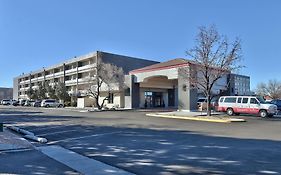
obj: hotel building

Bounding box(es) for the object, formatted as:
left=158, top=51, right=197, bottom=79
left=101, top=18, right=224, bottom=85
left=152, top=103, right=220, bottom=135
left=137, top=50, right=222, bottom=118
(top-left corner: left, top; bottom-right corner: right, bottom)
left=13, top=51, right=250, bottom=111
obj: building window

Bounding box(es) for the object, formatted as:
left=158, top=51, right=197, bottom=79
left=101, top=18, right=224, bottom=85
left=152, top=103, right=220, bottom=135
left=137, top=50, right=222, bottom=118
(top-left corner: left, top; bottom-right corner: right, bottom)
left=124, top=88, right=130, bottom=96
left=108, top=93, right=114, bottom=104
left=78, top=73, right=82, bottom=79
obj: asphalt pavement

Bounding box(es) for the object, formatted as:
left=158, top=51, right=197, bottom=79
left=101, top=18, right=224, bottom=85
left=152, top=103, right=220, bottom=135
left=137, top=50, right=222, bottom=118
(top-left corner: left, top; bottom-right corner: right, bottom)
left=1, top=105, right=281, bottom=175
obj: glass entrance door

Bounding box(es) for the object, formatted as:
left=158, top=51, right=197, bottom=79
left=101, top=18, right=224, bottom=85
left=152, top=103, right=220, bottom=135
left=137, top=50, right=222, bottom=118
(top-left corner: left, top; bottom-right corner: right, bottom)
left=144, top=92, right=153, bottom=108
left=153, top=92, right=163, bottom=107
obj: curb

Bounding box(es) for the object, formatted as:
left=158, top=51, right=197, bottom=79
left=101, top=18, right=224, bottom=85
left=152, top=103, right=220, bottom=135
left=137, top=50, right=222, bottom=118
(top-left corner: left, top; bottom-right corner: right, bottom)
left=8, top=126, right=35, bottom=136
left=146, top=113, right=246, bottom=123
left=7, top=126, right=48, bottom=143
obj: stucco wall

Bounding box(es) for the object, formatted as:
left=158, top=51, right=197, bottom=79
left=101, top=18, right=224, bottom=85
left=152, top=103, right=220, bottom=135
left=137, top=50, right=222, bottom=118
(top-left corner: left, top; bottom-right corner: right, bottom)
left=100, top=52, right=159, bottom=74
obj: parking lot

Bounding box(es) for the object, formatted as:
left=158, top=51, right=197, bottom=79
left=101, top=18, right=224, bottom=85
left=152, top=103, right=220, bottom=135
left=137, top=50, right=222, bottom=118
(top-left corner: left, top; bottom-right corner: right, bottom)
left=1, top=105, right=281, bottom=174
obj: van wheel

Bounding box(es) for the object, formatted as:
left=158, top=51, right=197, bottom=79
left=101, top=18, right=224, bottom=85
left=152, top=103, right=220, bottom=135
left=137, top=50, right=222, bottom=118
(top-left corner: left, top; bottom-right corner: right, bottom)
left=226, top=108, right=234, bottom=116
left=259, top=110, right=268, bottom=118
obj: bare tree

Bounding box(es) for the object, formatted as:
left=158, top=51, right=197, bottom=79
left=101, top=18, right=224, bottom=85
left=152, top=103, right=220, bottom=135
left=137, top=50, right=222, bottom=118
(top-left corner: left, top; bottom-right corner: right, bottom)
left=87, top=62, right=124, bottom=110
left=37, top=82, right=47, bottom=100
left=256, top=80, right=281, bottom=99
left=26, top=86, right=35, bottom=99
left=56, top=81, right=71, bottom=103
left=45, top=83, right=58, bottom=100
left=186, top=25, right=242, bottom=116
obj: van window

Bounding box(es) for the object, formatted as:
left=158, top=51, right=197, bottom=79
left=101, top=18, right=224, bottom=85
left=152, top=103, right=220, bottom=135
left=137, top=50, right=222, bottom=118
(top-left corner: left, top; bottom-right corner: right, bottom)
left=237, top=97, right=242, bottom=103
left=224, top=97, right=237, bottom=103
left=242, top=98, right=248, bottom=104
left=219, top=97, right=224, bottom=103
left=250, top=98, right=259, bottom=104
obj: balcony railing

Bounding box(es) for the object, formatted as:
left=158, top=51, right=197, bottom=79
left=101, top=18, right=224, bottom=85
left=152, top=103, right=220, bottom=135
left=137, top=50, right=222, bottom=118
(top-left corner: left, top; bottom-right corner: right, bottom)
left=65, top=79, right=77, bottom=86
left=65, top=68, right=77, bottom=75
left=54, top=71, right=64, bottom=77
left=77, top=64, right=95, bottom=72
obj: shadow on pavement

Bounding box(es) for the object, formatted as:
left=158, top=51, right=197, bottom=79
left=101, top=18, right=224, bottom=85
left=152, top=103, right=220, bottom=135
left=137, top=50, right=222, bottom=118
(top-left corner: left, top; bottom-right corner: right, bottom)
left=17, top=124, right=281, bottom=175
left=1, top=106, right=281, bottom=175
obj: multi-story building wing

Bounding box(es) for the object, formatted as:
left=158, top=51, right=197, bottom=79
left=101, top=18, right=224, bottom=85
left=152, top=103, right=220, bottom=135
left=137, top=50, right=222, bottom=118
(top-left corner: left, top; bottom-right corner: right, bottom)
left=228, top=74, right=251, bottom=96
left=13, top=51, right=159, bottom=105
left=0, top=87, right=13, bottom=100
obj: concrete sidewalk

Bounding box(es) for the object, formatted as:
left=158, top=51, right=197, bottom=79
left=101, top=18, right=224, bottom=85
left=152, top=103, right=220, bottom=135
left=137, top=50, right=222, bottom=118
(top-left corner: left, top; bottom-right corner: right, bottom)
left=0, top=128, right=33, bottom=151
left=0, top=128, right=80, bottom=174
left=0, top=128, right=134, bottom=175
left=146, top=110, right=246, bottom=123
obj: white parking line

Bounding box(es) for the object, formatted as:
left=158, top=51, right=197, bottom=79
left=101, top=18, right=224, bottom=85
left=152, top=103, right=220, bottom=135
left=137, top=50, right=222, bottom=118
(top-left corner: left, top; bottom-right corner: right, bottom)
left=37, top=129, right=78, bottom=137
left=48, top=131, right=122, bottom=144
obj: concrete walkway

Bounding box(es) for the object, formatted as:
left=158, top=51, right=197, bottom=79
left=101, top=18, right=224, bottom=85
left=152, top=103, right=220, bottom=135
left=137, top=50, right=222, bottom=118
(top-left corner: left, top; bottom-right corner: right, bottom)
left=39, top=145, right=135, bottom=175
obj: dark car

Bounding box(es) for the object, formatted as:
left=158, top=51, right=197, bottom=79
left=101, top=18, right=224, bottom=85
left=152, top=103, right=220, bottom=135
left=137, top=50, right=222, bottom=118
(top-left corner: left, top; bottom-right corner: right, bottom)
left=33, top=100, right=42, bottom=107
left=270, top=99, right=281, bottom=111
left=12, top=100, right=20, bottom=106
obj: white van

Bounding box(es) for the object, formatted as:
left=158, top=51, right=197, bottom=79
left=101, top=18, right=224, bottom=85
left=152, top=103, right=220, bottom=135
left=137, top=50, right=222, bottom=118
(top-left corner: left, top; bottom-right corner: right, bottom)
left=218, top=96, right=277, bottom=117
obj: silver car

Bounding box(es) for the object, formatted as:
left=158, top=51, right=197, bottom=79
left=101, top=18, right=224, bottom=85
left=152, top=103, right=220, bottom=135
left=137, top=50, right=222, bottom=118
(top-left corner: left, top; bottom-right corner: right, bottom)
left=41, top=99, right=64, bottom=108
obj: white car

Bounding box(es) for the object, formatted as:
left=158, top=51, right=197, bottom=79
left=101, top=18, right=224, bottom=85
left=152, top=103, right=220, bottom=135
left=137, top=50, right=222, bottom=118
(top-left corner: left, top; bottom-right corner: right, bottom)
left=218, top=96, right=277, bottom=117
left=1, top=99, right=12, bottom=105
left=41, top=99, right=64, bottom=108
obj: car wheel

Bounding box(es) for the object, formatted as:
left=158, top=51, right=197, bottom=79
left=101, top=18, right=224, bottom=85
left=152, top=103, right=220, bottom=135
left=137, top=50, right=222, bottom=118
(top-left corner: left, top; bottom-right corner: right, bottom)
left=226, top=108, right=234, bottom=116
left=58, top=104, right=63, bottom=108
left=45, top=104, right=50, bottom=108
left=259, top=110, right=268, bottom=118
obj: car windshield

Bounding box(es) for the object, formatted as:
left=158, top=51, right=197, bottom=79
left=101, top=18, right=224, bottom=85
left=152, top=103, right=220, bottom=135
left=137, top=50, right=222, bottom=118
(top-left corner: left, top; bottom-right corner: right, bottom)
left=197, top=99, right=206, bottom=102
left=257, top=97, right=266, bottom=104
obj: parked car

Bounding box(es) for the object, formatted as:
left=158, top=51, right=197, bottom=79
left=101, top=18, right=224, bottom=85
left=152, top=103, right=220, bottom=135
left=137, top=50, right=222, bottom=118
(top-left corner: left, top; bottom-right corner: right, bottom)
left=24, top=100, right=35, bottom=106
left=270, top=99, right=281, bottom=111
left=197, top=98, right=207, bottom=111
left=197, top=97, right=219, bottom=111
left=218, top=96, right=278, bottom=117
left=1, top=99, right=12, bottom=105
left=33, top=100, right=42, bottom=107
left=41, top=99, right=64, bottom=108
left=12, top=100, right=20, bottom=106
left=19, top=99, right=27, bottom=106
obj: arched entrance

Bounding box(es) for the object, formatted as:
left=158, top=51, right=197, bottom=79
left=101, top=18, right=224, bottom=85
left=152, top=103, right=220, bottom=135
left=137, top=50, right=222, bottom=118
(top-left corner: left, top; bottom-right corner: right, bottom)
left=139, top=76, right=177, bottom=108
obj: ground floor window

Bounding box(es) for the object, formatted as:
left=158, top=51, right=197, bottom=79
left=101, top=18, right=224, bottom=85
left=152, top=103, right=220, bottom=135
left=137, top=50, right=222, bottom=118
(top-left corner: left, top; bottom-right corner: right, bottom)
left=108, top=93, right=114, bottom=104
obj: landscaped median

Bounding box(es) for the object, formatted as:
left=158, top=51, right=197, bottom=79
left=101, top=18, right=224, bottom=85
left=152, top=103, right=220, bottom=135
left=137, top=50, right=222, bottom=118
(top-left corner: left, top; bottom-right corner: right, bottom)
left=146, top=111, right=246, bottom=123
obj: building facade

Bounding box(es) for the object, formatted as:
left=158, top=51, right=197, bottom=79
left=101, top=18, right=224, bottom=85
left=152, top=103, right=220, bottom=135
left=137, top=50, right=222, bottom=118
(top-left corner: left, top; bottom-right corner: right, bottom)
left=0, top=87, right=13, bottom=100
left=129, top=59, right=229, bottom=111
left=13, top=51, right=250, bottom=111
left=228, top=74, right=251, bottom=96
left=13, top=51, right=158, bottom=108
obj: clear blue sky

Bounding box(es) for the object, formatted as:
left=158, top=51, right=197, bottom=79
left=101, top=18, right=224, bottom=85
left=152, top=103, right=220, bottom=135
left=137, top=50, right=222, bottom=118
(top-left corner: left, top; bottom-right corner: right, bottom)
left=0, top=0, right=280, bottom=90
